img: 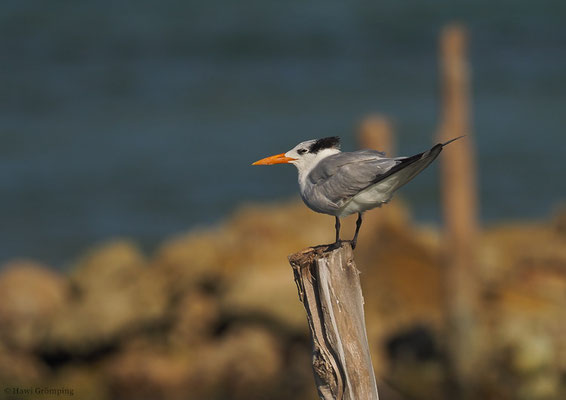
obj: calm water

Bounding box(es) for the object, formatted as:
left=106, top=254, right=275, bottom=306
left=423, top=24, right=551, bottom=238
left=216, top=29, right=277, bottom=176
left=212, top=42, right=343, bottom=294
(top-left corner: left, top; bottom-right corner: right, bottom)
left=1, top=0, right=565, bottom=267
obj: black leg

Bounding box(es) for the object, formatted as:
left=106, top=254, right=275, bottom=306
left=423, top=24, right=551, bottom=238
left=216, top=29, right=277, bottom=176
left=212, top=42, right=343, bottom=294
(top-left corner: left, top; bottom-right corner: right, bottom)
left=334, top=216, right=341, bottom=244
left=351, top=212, right=363, bottom=249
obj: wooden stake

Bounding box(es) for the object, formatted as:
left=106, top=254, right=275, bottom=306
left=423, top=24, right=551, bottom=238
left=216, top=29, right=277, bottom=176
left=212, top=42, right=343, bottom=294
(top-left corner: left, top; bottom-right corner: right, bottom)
left=437, top=23, right=480, bottom=391
left=288, top=242, right=379, bottom=400
left=358, top=115, right=395, bottom=157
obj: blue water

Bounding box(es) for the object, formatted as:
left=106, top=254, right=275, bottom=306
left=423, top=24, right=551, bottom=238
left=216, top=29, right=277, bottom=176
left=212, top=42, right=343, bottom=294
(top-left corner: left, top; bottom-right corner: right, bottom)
left=1, top=0, right=565, bottom=267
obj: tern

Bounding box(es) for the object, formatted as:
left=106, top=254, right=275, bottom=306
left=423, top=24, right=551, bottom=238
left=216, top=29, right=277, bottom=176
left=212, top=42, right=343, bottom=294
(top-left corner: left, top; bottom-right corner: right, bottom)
left=252, top=136, right=463, bottom=249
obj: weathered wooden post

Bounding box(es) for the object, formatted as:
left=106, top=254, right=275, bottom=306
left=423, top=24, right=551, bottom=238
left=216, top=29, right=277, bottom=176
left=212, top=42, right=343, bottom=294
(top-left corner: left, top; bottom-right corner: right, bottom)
left=436, top=23, right=480, bottom=393
left=288, top=242, right=379, bottom=400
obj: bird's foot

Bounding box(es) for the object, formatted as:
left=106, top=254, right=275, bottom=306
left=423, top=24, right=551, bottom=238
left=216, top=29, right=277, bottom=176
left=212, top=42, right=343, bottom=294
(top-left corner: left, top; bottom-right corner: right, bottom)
left=329, top=240, right=342, bottom=250
left=323, top=240, right=357, bottom=251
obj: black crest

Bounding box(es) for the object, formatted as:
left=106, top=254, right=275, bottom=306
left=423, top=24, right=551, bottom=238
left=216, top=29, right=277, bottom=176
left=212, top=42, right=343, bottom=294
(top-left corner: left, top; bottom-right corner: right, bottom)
left=308, top=136, right=341, bottom=153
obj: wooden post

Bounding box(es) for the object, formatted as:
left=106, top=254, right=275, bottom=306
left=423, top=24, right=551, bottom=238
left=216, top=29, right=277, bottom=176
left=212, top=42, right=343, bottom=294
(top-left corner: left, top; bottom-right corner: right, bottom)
left=358, top=114, right=395, bottom=157
left=436, top=23, right=480, bottom=392
left=288, top=242, right=379, bottom=400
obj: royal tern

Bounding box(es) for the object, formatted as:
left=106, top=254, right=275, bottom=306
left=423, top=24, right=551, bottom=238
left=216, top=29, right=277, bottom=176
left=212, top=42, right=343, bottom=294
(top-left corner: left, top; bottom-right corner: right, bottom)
left=253, top=136, right=463, bottom=248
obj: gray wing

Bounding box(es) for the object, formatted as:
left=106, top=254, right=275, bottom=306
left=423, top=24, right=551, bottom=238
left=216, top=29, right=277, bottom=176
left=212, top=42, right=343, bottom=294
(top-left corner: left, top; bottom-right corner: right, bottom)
left=306, top=145, right=444, bottom=210
left=306, top=150, right=398, bottom=209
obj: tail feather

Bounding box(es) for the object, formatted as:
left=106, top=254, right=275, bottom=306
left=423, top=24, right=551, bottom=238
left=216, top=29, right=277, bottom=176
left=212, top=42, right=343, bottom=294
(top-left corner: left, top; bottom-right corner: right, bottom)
left=442, top=135, right=466, bottom=147
left=369, top=136, right=463, bottom=190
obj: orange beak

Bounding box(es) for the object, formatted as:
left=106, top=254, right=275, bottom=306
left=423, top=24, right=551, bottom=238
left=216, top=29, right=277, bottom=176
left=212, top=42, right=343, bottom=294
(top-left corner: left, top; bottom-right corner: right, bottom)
left=252, top=153, right=296, bottom=165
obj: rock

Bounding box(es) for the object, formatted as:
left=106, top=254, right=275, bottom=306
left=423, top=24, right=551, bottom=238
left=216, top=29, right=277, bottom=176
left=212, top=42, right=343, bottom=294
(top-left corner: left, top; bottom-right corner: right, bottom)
left=516, top=371, right=560, bottom=400
left=225, top=202, right=330, bottom=255
left=168, top=290, right=220, bottom=346
left=220, top=266, right=307, bottom=334
left=70, top=239, right=146, bottom=292
left=106, top=326, right=283, bottom=400
left=45, top=364, right=110, bottom=400
left=491, top=283, right=565, bottom=400
left=209, top=325, right=283, bottom=399
left=0, top=342, right=47, bottom=382
left=151, top=229, right=232, bottom=296
left=0, top=260, right=68, bottom=351
left=480, top=222, right=566, bottom=287
left=512, top=332, right=554, bottom=373
left=43, top=240, right=169, bottom=354
left=106, top=348, right=193, bottom=400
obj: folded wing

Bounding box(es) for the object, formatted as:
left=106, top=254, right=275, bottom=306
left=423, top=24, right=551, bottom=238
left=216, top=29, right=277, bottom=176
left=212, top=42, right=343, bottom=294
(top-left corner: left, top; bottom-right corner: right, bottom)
left=306, top=145, right=444, bottom=211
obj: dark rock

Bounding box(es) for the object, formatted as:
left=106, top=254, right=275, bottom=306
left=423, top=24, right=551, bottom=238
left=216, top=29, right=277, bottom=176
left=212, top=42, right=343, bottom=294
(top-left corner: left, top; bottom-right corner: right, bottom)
left=42, top=241, right=169, bottom=356
left=106, top=326, right=283, bottom=400
left=386, top=325, right=440, bottom=363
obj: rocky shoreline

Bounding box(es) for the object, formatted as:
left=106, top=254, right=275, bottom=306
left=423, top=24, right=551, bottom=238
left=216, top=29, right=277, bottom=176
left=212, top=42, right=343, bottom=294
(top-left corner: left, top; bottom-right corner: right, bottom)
left=1, top=200, right=565, bottom=400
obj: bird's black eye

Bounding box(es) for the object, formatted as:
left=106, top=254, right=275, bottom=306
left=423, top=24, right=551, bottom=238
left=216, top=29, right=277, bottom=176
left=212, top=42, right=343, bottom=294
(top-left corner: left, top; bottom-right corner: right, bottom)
left=297, top=148, right=307, bottom=155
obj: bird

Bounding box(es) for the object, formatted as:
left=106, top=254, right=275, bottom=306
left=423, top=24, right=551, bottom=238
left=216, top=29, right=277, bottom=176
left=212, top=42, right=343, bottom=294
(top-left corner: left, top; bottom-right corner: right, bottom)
left=252, top=136, right=463, bottom=249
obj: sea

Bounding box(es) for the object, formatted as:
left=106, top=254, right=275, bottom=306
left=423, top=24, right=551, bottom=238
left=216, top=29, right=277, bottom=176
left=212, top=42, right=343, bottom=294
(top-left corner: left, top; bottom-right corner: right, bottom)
left=1, top=0, right=565, bottom=267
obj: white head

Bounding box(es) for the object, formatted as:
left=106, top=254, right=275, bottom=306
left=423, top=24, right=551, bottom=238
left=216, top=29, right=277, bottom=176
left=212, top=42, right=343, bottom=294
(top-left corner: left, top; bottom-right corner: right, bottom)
left=252, top=137, right=341, bottom=176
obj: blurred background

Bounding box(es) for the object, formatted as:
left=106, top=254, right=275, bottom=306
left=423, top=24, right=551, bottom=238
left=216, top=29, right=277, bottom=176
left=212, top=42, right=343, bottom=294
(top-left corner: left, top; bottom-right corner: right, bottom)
left=1, top=1, right=566, bottom=400
left=2, top=0, right=565, bottom=266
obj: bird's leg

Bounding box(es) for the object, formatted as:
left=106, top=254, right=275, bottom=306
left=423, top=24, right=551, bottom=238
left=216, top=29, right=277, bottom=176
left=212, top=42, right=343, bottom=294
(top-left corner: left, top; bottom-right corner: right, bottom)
left=334, top=216, right=341, bottom=245
left=351, top=212, right=363, bottom=249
